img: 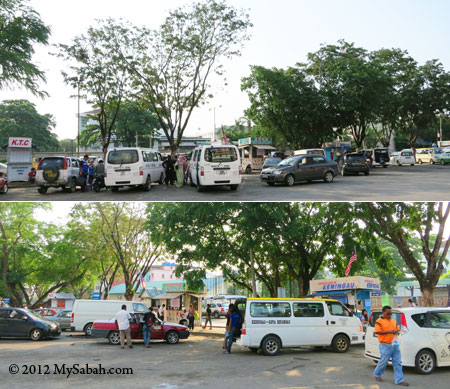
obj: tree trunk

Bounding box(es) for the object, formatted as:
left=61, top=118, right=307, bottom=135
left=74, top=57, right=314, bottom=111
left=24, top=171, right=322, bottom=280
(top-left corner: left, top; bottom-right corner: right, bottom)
left=421, top=286, right=435, bottom=307
left=296, top=275, right=310, bottom=297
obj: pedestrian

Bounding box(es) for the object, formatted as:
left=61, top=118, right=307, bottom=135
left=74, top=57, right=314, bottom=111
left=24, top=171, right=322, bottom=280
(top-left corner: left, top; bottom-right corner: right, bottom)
left=158, top=304, right=165, bottom=321
left=142, top=306, right=156, bottom=349
left=225, top=304, right=241, bottom=354
left=114, top=304, right=133, bottom=349
left=162, top=155, right=175, bottom=186
left=223, top=303, right=234, bottom=351
left=88, top=160, right=95, bottom=185
left=175, top=155, right=185, bottom=188
left=188, top=304, right=195, bottom=330
left=79, top=154, right=89, bottom=192
left=28, top=168, right=36, bottom=184
left=407, top=298, right=416, bottom=307
left=360, top=309, right=369, bottom=332
left=203, top=304, right=212, bottom=330
left=373, top=305, right=408, bottom=386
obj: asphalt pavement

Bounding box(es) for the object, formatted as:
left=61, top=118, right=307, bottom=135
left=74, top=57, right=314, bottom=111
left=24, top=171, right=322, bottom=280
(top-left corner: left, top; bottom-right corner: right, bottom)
left=1, top=332, right=449, bottom=388
left=4, top=164, right=450, bottom=201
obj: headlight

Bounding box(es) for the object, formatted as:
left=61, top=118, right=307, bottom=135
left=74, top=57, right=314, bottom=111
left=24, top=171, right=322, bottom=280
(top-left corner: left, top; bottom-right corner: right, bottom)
left=50, top=323, right=57, bottom=329
left=273, top=170, right=283, bottom=175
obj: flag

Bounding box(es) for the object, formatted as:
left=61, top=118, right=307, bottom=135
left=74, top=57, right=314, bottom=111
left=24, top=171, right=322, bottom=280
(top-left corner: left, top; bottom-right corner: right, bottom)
left=344, top=248, right=357, bottom=276
left=140, top=273, right=147, bottom=289
left=221, top=127, right=229, bottom=144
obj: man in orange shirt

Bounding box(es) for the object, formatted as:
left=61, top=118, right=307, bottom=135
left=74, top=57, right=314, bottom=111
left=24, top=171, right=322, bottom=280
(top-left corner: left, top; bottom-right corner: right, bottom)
left=374, top=306, right=409, bottom=386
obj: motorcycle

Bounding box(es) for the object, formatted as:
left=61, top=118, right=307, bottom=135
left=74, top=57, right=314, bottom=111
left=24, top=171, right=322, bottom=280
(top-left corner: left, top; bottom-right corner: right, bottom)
left=93, top=174, right=105, bottom=192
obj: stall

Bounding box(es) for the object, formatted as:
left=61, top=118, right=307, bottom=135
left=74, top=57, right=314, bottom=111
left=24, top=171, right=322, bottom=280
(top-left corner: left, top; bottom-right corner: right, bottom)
left=238, top=137, right=275, bottom=173
left=310, top=276, right=381, bottom=314
left=4, top=137, right=35, bottom=181
left=323, top=141, right=352, bottom=161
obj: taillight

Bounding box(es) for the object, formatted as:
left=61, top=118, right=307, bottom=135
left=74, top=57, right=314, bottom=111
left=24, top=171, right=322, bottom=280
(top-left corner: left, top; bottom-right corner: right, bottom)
left=71, top=313, right=74, bottom=323
left=139, top=166, right=143, bottom=176
left=239, top=168, right=242, bottom=175
left=221, top=308, right=224, bottom=311
left=37, top=159, right=43, bottom=170
left=400, top=313, right=407, bottom=328
left=63, top=158, right=68, bottom=170
left=200, top=167, right=204, bottom=177
left=263, top=165, right=268, bottom=169
left=241, top=328, right=246, bottom=335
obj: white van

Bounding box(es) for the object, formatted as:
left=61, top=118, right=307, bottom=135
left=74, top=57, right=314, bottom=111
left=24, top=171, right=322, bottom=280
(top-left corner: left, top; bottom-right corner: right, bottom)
left=236, top=298, right=364, bottom=356
left=293, top=148, right=326, bottom=157
left=390, top=149, right=415, bottom=166
left=105, top=148, right=165, bottom=191
left=188, top=144, right=242, bottom=192
left=71, top=299, right=148, bottom=336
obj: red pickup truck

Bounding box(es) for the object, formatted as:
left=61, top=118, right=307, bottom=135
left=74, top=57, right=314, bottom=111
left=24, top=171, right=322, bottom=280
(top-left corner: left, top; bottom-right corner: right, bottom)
left=91, top=313, right=189, bottom=345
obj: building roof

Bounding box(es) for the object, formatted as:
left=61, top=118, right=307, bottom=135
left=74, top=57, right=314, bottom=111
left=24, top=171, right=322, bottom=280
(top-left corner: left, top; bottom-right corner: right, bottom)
left=398, top=279, right=450, bottom=288
left=54, top=293, right=76, bottom=300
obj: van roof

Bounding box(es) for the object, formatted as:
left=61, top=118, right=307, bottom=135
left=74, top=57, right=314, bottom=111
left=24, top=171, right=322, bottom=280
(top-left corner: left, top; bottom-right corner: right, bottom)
left=246, top=297, right=337, bottom=302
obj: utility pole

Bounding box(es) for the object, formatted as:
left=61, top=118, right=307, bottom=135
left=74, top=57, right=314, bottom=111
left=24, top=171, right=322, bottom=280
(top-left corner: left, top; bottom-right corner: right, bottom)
left=250, top=248, right=257, bottom=297
left=136, top=132, right=138, bottom=147
left=440, top=114, right=443, bottom=147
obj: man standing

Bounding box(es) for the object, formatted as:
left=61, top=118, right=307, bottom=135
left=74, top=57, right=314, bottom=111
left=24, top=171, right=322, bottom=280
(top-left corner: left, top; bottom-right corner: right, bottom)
left=225, top=305, right=241, bottom=354
left=159, top=304, right=165, bottom=321
left=374, top=306, right=408, bottom=386
left=203, top=304, right=212, bottom=330
left=407, top=298, right=416, bottom=307
left=114, top=305, right=133, bottom=349
left=142, top=307, right=156, bottom=349
left=79, top=155, right=89, bottom=192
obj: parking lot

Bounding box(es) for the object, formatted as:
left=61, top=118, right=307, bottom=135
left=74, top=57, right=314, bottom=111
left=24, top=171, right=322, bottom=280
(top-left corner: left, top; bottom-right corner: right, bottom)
left=5, top=164, right=450, bottom=201
left=1, top=332, right=449, bottom=389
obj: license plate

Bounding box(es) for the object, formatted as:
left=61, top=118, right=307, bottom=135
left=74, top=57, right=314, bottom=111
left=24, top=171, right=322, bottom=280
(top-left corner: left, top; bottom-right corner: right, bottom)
left=218, top=170, right=226, bottom=175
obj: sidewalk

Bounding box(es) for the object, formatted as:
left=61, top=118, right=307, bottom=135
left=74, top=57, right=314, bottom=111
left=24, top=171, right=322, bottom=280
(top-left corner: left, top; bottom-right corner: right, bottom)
left=190, top=325, right=226, bottom=339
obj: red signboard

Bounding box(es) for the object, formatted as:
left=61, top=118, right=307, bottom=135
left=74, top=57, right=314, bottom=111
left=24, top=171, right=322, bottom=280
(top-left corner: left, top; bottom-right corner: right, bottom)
left=8, top=137, right=32, bottom=148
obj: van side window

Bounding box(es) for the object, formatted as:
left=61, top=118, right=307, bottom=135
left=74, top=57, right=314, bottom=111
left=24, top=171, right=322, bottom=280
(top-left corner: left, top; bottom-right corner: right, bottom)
left=152, top=152, right=158, bottom=162
left=250, top=302, right=291, bottom=318
left=428, top=312, right=450, bottom=329
left=326, top=302, right=351, bottom=317
left=293, top=302, right=324, bottom=317
left=411, top=313, right=427, bottom=328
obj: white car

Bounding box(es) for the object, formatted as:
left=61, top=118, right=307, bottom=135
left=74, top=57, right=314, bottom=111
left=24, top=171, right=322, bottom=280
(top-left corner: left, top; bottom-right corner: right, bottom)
left=365, top=307, right=450, bottom=374
left=390, top=149, right=415, bottom=166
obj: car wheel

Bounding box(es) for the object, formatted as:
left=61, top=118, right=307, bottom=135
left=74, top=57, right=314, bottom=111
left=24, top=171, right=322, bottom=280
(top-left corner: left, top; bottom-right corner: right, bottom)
left=415, top=349, right=436, bottom=374
left=285, top=174, right=295, bottom=187
left=108, top=331, right=120, bottom=345
left=411, top=164, right=414, bottom=166
left=66, top=177, right=76, bottom=193
left=196, top=175, right=204, bottom=192
left=30, top=328, right=42, bottom=341
left=331, top=334, right=349, bottom=353
left=142, top=175, right=152, bottom=191
left=431, top=159, right=435, bottom=165
left=324, top=171, right=334, bottom=183
left=261, top=335, right=281, bottom=356
left=418, top=159, right=423, bottom=164
left=0, top=183, right=8, bottom=194
left=214, top=311, right=220, bottom=319
left=84, top=323, right=93, bottom=336
left=245, top=166, right=252, bottom=175
left=159, top=172, right=164, bottom=185
left=364, top=171, right=369, bottom=176
left=166, top=330, right=180, bottom=344
left=249, top=347, right=259, bottom=353
left=230, top=184, right=238, bottom=191
left=341, top=169, right=346, bottom=176
left=38, top=186, right=48, bottom=194
left=397, top=161, right=401, bottom=166
left=267, top=182, right=275, bottom=186
left=111, top=187, right=119, bottom=192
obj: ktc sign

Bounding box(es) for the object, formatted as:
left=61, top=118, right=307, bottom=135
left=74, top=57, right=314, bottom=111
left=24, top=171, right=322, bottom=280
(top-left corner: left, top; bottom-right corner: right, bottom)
left=8, top=137, right=32, bottom=148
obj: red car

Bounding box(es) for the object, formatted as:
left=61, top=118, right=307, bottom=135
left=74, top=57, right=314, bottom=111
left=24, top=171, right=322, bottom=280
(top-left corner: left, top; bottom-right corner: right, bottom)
left=91, top=313, right=189, bottom=345
left=0, top=175, right=7, bottom=194
left=34, top=308, right=60, bottom=317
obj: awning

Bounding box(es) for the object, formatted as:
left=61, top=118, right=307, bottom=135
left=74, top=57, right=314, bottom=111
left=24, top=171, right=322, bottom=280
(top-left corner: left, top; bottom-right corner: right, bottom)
left=187, top=293, right=207, bottom=298
left=153, top=292, right=183, bottom=300
left=312, top=290, right=350, bottom=296
left=253, top=145, right=276, bottom=150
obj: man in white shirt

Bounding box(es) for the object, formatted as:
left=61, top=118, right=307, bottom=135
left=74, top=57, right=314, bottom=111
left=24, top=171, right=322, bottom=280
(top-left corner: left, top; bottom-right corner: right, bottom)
left=407, top=298, right=416, bottom=307
left=115, top=305, right=133, bottom=349
left=159, top=304, right=165, bottom=321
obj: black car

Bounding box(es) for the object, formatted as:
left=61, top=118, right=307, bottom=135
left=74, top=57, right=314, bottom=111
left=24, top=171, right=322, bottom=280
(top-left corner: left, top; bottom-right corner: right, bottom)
left=260, top=154, right=338, bottom=186
left=340, top=153, right=370, bottom=176
left=0, top=307, right=61, bottom=341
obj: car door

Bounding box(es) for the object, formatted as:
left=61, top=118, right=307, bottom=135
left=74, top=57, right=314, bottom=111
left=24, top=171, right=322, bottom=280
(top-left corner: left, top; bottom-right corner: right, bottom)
left=151, top=317, right=165, bottom=339
left=0, top=309, right=10, bottom=336
left=291, top=302, right=331, bottom=345
left=7, top=309, right=31, bottom=337
left=426, top=311, right=450, bottom=364
left=295, top=157, right=314, bottom=181
left=58, top=310, right=72, bottom=329
left=311, top=156, right=329, bottom=179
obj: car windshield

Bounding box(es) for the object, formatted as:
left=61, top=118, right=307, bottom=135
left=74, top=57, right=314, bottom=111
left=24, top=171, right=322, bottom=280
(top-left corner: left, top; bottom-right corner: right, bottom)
left=264, top=158, right=281, bottom=165
left=25, top=310, right=45, bottom=321
left=107, top=150, right=139, bottom=165
left=204, top=147, right=238, bottom=163
left=279, top=157, right=299, bottom=166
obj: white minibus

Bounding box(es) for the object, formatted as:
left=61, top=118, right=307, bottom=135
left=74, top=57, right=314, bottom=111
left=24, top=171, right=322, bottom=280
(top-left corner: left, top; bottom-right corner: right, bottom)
left=71, top=299, right=149, bottom=336
left=235, top=298, right=364, bottom=356
left=105, top=148, right=165, bottom=191
left=188, top=144, right=242, bottom=192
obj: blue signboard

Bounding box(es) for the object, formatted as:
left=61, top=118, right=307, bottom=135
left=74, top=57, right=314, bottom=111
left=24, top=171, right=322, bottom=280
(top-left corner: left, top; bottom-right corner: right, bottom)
left=371, top=291, right=381, bottom=297
left=2, top=297, right=10, bottom=303
left=92, top=292, right=101, bottom=300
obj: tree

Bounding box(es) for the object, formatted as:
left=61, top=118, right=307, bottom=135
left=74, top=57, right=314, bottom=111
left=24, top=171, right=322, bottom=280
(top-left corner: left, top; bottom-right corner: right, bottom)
left=57, top=20, right=132, bottom=157
left=91, top=203, right=162, bottom=300
left=0, top=100, right=59, bottom=150
left=58, top=138, right=76, bottom=153
left=356, top=202, right=450, bottom=306
left=145, top=202, right=382, bottom=297
left=0, top=0, right=51, bottom=96
left=115, top=0, right=252, bottom=155
left=242, top=65, right=334, bottom=150
left=80, top=99, right=160, bottom=148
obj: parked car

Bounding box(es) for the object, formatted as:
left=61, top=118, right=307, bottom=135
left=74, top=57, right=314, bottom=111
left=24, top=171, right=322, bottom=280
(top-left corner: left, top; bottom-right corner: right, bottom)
left=91, top=313, right=189, bottom=345
left=260, top=154, right=338, bottom=187
left=390, top=149, right=415, bottom=166
left=416, top=148, right=441, bottom=164
left=435, top=148, right=450, bottom=165
left=340, top=153, right=370, bottom=176
left=34, top=308, right=60, bottom=317
left=0, top=307, right=61, bottom=341
left=71, top=299, right=149, bottom=336
left=0, top=162, right=7, bottom=176
left=262, top=157, right=282, bottom=170
left=0, top=173, right=7, bottom=194
left=44, top=310, right=72, bottom=331
left=364, top=307, right=450, bottom=374
left=35, top=156, right=81, bottom=194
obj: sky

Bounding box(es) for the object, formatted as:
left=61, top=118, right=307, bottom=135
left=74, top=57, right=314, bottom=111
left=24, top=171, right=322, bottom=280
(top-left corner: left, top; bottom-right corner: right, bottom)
left=1, top=0, right=450, bottom=141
